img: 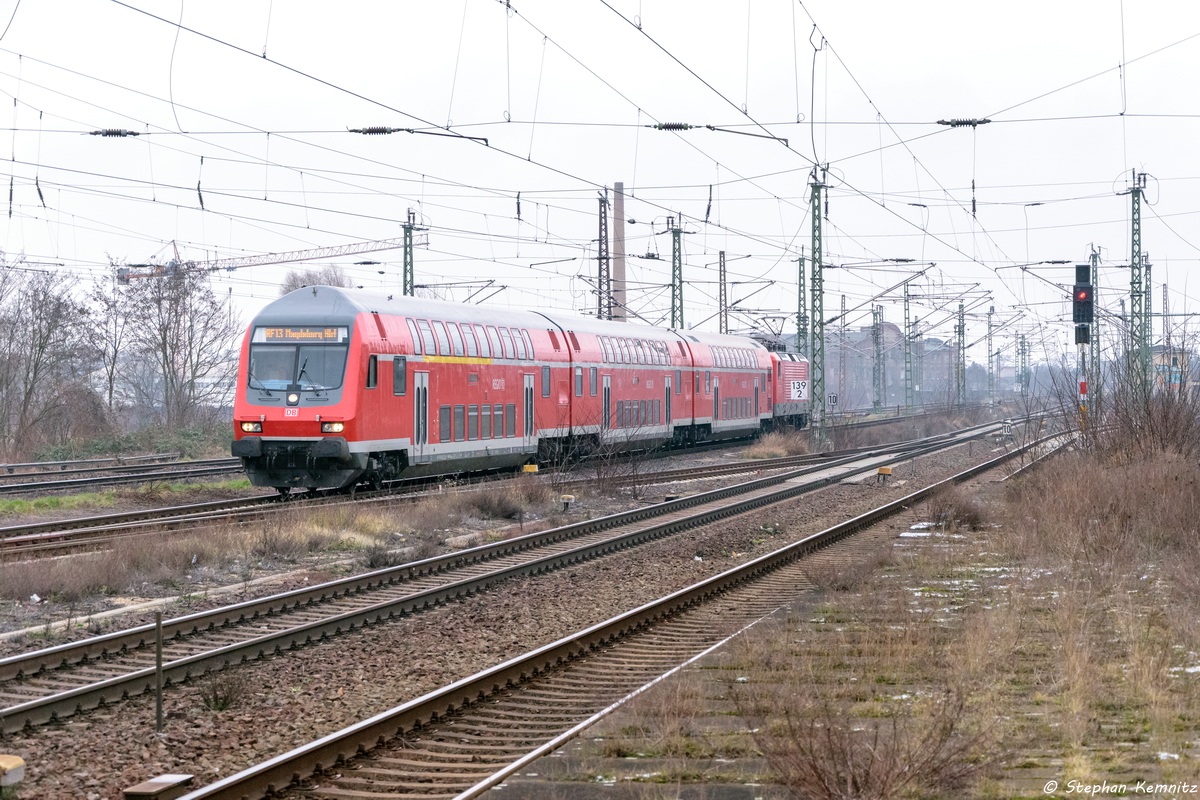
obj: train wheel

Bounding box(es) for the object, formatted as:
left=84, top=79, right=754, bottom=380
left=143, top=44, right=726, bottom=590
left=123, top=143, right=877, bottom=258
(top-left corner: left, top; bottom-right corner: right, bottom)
left=276, top=487, right=292, bottom=499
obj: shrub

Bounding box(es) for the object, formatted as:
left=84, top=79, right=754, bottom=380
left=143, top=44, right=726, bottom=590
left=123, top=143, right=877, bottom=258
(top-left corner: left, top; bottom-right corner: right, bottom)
left=197, top=669, right=249, bottom=712
left=926, top=484, right=987, bottom=530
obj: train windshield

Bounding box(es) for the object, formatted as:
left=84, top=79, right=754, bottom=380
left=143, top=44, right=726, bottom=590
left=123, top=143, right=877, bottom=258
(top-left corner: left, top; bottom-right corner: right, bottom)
left=248, top=326, right=349, bottom=391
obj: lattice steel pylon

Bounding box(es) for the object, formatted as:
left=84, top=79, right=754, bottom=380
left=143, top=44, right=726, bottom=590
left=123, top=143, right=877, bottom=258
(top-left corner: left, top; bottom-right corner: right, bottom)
left=1129, top=171, right=1150, bottom=396
left=718, top=251, right=728, bottom=334
left=670, top=216, right=683, bottom=329
left=987, top=306, right=995, bottom=408
left=955, top=302, right=966, bottom=408
left=1089, top=248, right=1102, bottom=414
left=905, top=286, right=914, bottom=416
left=796, top=251, right=808, bottom=357
left=872, top=305, right=884, bottom=412
left=839, top=294, right=847, bottom=411
left=402, top=209, right=421, bottom=296
left=809, top=168, right=828, bottom=446
left=597, top=190, right=611, bottom=319
left=1019, top=334, right=1029, bottom=395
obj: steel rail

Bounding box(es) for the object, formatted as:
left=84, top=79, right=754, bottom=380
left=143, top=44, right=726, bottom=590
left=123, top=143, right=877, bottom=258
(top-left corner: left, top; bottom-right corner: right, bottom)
left=1, top=423, right=992, bottom=666
left=0, top=426, right=999, bottom=733
left=175, top=428, right=1051, bottom=800
left=0, top=452, right=180, bottom=474
left=0, top=463, right=244, bottom=495
left=0, top=423, right=984, bottom=557
left=0, top=419, right=993, bottom=544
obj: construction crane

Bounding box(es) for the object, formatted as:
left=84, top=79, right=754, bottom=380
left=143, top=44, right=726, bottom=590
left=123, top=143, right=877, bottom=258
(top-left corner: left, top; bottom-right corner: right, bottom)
left=116, top=237, right=416, bottom=284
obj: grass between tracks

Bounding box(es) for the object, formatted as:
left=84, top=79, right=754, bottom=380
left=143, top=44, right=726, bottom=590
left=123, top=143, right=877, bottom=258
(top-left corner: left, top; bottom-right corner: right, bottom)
left=0, top=478, right=255, bottom=517
left=572, top=450, right=1200, bottom=799
left=0, top=476, right=557, bottom=613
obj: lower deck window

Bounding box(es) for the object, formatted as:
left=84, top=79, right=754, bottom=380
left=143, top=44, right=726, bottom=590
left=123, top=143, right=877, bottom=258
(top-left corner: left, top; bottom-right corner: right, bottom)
left=494, top=404, right=504, bottom=438
left=481, top=405, right=492, bottom=439
left=468, top=404, right=478, bottom=439
left=505, top=403, right=516, bottom=437
left=439, top=405, right=451, bottom=442
left=454, top=405, right=465, bottom=441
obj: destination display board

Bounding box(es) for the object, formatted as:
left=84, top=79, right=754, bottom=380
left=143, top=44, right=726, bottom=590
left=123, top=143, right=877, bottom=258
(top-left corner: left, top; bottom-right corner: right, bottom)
left=251, top=326, right=349, bottom=343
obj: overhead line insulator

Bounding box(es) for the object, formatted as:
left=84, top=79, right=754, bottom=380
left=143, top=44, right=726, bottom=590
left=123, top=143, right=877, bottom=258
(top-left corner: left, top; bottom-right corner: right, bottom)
left=936, top=118, right=991, bottom=128
left=89, top=129, right=139, bottom=137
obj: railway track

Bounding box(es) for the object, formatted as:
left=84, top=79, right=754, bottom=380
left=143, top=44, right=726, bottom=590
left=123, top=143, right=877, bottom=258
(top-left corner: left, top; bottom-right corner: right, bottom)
left=0, top=423, right=1006, bottom=734
left=0, top=452, right=181, bottom=476
left=0, top=404, right=981, bottom=498
left=0, top=430, right=963, bottom=559
left=176, top=428, right=1053, bottom=800
left=0, top=458, right=243, bottom=495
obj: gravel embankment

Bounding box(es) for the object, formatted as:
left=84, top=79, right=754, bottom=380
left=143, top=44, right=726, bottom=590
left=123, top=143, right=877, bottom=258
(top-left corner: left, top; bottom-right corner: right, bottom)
left=5, top=442, right=1000, bottom=799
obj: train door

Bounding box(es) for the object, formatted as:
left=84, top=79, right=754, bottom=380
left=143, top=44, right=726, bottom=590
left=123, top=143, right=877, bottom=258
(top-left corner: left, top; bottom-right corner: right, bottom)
left=523, top=373, right=535, bottom=450
left=413, top=371, right=429, bottom=463
left=602, top=375, right=611, bottom=431
left=754, top=378, right=760, bottom=416
left=664, top=375, right=672, bottom=424
left=713, top=378, right=720, bottom=422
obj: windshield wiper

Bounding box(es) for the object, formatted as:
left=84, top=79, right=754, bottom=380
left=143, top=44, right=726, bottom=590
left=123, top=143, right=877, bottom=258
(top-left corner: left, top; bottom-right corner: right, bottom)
left=296, top=358, right=325, bottom=396
left=247, top=366, right=272, bottom=396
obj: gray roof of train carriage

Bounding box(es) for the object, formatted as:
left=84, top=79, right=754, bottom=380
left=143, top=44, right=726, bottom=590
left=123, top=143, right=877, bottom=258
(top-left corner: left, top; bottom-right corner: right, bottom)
left=253, top=288, right=771, bottom=352
left=532, top=311, right=766, bottom=350
left=252, top=287, right=556, bottom=329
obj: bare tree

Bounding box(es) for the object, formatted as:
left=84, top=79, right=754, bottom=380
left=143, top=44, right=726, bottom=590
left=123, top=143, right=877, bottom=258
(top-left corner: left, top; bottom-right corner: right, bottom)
left=0, top=267, right=97, bottom=456
left=123, top=269, right=242, bottom=428
left=87, top=277, right=132, bottom=413
left=278, top=263, right=350, bottom=296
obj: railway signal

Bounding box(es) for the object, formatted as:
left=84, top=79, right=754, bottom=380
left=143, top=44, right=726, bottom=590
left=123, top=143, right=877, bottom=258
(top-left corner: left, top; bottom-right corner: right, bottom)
left=1072, top=285, right=1094, bottom=324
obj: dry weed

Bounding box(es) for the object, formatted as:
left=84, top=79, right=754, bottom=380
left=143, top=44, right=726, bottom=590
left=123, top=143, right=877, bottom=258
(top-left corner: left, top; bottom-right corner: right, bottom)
left=802, top=545, right=894, bottom=592
left=724, top=588, right=1008, bottom=800
left=197, top=668, right=250, bottom=712
left=743, top=430, right=809, bottom=460
left=926, top=484, right=988, bottom=531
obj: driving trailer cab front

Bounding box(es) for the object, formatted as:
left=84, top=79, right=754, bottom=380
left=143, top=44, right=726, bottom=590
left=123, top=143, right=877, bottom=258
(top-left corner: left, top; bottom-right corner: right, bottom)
left=231, top=288, right=370, bottom=492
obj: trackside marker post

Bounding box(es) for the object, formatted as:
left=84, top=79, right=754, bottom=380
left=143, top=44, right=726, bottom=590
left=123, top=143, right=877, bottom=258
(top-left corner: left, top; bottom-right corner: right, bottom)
left=0, top=755, right=25, bottom=799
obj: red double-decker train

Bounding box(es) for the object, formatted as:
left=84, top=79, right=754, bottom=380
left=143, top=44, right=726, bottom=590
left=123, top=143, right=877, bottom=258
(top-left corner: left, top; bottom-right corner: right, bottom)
left=231, top=287, right=809, bottom=492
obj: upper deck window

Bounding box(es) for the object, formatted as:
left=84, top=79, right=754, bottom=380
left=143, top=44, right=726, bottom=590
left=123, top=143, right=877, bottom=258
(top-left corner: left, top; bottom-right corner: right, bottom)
left=473, top=324, right=491, bottom=358
left=432, top=321, right=451, bottom=356
left=447, top=323, right=466, bottom=357
left=498, top=327, right=516, bottom=359
left=415, top=320, right=436, bottom=355
left=405, top=319, right=422, bottom=355
left=486, top=326, right=504, bottom=357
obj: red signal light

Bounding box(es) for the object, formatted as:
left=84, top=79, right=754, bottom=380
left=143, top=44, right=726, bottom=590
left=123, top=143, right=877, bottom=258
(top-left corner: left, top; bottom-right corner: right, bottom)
left=1072, top=284, right=1094, bottom=324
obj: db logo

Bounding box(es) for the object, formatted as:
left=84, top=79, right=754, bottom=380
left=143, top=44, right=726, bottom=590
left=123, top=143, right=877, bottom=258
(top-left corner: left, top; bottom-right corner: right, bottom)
left=284, top=408, right=299, bottom=417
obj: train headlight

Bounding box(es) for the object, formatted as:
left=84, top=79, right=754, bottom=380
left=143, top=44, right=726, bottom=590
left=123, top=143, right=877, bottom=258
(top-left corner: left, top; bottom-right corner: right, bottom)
left=321, top=422, right=344, bottom=433
left=286, top=392, right=300, bottom=405
left=240, top=421, right=262, bottom=432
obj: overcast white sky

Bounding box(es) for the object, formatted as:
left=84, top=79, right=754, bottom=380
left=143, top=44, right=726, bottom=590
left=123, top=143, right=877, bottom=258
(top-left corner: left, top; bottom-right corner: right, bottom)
left=0, top=0, right=1198, bottom=367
